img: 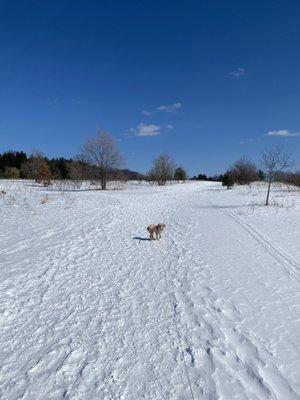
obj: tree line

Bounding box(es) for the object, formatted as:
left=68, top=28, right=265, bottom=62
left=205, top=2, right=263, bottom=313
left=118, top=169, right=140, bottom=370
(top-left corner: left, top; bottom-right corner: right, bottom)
left=0, top=132, right=189, bottom=189
left=219, top=146, right=299, bottom=205
left=0, top=135, right=144, bottom=187
left=1, top=132, right=299, bottom=205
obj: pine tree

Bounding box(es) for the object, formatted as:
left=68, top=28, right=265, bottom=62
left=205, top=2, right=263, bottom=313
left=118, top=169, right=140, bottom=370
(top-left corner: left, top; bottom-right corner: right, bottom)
left=258, top=169, right=265, bottom=181
left=174, top=167, right=187, bottom=181
left=222, top=172, right=234, bottom=189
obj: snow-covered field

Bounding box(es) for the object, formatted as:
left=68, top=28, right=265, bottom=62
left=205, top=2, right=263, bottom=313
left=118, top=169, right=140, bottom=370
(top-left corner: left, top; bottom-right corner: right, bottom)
left=1, top=180, right=299, bottom=400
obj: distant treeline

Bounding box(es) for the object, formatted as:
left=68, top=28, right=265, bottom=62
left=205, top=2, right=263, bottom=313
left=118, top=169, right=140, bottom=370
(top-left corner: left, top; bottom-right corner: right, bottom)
left=0, top=150, right=145, bottom=181
left=193, top=163, right=299, bottom=189
left=191, top=173, right=222, bottom=181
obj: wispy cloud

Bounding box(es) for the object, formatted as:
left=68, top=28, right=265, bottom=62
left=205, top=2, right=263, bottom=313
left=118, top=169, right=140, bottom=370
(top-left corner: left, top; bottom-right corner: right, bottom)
left=229, top=67, right=246, bottom=78
left=131, top=123, right=161, bottom=137
left=240, top=139, right=254, bottom=144
left=240, top=138, right=261, bottom=144
left=46, top=96, right=61, bottom=108
left=141, top=110, right=152, bottom=116
left=157, top=102, right=182, bottom=113
left=141, top=102, right=182, bottom=115
left=266, top=129, right=300, bottom=137
left=166, top=124, right=174, bottom=130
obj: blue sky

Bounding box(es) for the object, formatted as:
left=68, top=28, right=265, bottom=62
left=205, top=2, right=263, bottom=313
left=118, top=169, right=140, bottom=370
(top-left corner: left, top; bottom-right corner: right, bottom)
left=1, top=0, right=300, bottom=175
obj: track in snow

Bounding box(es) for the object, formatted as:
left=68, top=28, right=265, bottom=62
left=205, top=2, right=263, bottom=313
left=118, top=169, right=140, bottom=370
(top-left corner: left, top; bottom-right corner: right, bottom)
left=0, top=181, right=299, bottom=399
left=217, top=206, right=300, bottom=282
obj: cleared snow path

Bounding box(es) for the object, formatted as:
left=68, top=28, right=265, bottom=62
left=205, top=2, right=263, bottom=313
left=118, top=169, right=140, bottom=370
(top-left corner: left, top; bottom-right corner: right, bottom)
left=0, top=181, right=299, bottom=399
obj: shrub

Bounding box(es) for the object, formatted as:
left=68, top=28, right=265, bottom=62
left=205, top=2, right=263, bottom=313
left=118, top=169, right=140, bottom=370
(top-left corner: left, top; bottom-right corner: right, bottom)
left=4, top=167, right=20, bottom=179
left=229, top=158, right=258, bottom=185
left=278, top=171, right=300, bottom=188
left=35, top=164, right=54, bottom=187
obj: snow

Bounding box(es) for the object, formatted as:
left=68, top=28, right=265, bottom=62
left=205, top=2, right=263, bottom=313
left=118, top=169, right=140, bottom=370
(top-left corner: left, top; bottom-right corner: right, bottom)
left=0, top=179, right=299, bottom=400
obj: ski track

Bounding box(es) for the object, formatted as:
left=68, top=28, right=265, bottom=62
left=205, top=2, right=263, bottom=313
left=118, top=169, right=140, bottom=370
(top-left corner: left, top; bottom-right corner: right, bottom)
left=217, top=206, right=300, bottom=283
left=0, top=181, right=299, bottom=399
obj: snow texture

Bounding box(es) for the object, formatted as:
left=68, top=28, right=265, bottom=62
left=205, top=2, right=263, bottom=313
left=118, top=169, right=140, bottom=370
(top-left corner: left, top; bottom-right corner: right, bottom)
left=0, top=180, right=299, bottom=399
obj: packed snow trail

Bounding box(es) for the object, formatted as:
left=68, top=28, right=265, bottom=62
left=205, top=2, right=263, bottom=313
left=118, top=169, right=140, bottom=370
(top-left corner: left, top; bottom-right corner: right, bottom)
left=0, top=181, right=299, bottom=399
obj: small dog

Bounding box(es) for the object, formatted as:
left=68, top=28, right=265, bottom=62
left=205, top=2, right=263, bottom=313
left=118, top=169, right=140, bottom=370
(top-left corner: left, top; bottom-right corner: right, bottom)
left=147, top=223, right=166, bottom=240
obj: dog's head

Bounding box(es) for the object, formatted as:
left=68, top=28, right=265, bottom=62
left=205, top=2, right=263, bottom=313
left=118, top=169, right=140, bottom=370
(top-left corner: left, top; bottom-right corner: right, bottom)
left=157, top=223, right=166, bottom=231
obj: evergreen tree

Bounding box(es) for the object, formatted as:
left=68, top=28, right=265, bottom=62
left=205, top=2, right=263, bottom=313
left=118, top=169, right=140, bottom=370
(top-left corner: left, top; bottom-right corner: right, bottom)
left=258, top=169, right=265, bottom=181
left=0, top=151, right=27, bottom=172
left=222, top=172, right=234, bottom=189
left=47, top=157, right=70, bottom=179
left=174, top=167, right=187, bottom=181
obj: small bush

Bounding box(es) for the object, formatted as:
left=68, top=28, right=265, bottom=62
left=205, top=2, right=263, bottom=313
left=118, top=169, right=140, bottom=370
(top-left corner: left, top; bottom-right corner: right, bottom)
left=280, top=171, right=300, bottom=188
left=229, top=158, right=258, bottom=185
left=222, top=172, right=234, bottom=189
left=4, top=167, right=20, bottom=179
left=35, top=164, right=54, bottom=187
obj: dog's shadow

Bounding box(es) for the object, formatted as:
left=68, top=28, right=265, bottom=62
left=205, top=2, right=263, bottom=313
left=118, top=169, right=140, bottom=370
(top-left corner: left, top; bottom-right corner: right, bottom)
left=132, top=236, right=151, bottom=242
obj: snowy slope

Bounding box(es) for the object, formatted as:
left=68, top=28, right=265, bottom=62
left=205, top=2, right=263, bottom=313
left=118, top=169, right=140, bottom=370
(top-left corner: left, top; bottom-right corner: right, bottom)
left=0, top=180, right=299, bottom=400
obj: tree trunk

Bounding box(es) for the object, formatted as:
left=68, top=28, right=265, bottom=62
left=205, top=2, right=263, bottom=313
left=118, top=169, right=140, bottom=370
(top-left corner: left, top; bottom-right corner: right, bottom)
left=99, top=169, right=106, bottom=190
left=265, top=177, right=272, bottom=206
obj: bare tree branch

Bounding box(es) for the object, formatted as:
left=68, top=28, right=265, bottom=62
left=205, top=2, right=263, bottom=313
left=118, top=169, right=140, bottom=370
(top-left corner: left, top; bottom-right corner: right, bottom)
left=81, top=130, right=123, bottom=189
left=147, top=154, right=174, bottom=185
left=261, top=145, right=294, bottom=205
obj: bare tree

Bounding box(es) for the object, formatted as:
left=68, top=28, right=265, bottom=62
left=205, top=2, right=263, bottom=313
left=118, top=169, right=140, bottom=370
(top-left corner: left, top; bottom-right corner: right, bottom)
left=261, top=145, right=293, bottom=205
left=229, top=157, right=258, bottom=185
left=20, top=150, right=46, bottom=179
left=81, top=131, right=123, bottom=190
left=148, top=154, right=174, bottom=185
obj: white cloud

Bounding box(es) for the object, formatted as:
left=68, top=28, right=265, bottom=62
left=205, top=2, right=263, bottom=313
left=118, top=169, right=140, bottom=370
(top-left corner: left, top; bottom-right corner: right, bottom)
left=166, top=124, right=174, bottom=130
left=266, top=129, right=300, bottom=137
left=141, top=110, right=151, bottom=116
left=240, top=139, right=254, bottom=144
left=240, top=138, right=261, bottom=144
left=157, top=102, right=182, bottom=112
left=133, top=123, right=161, bottom=137
left=229, top=67, right=246, bottom=77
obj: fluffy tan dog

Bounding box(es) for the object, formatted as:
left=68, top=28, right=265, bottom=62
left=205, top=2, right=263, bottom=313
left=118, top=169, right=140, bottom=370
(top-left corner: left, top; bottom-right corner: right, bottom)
left=147, top=223, right=166, bottom=240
